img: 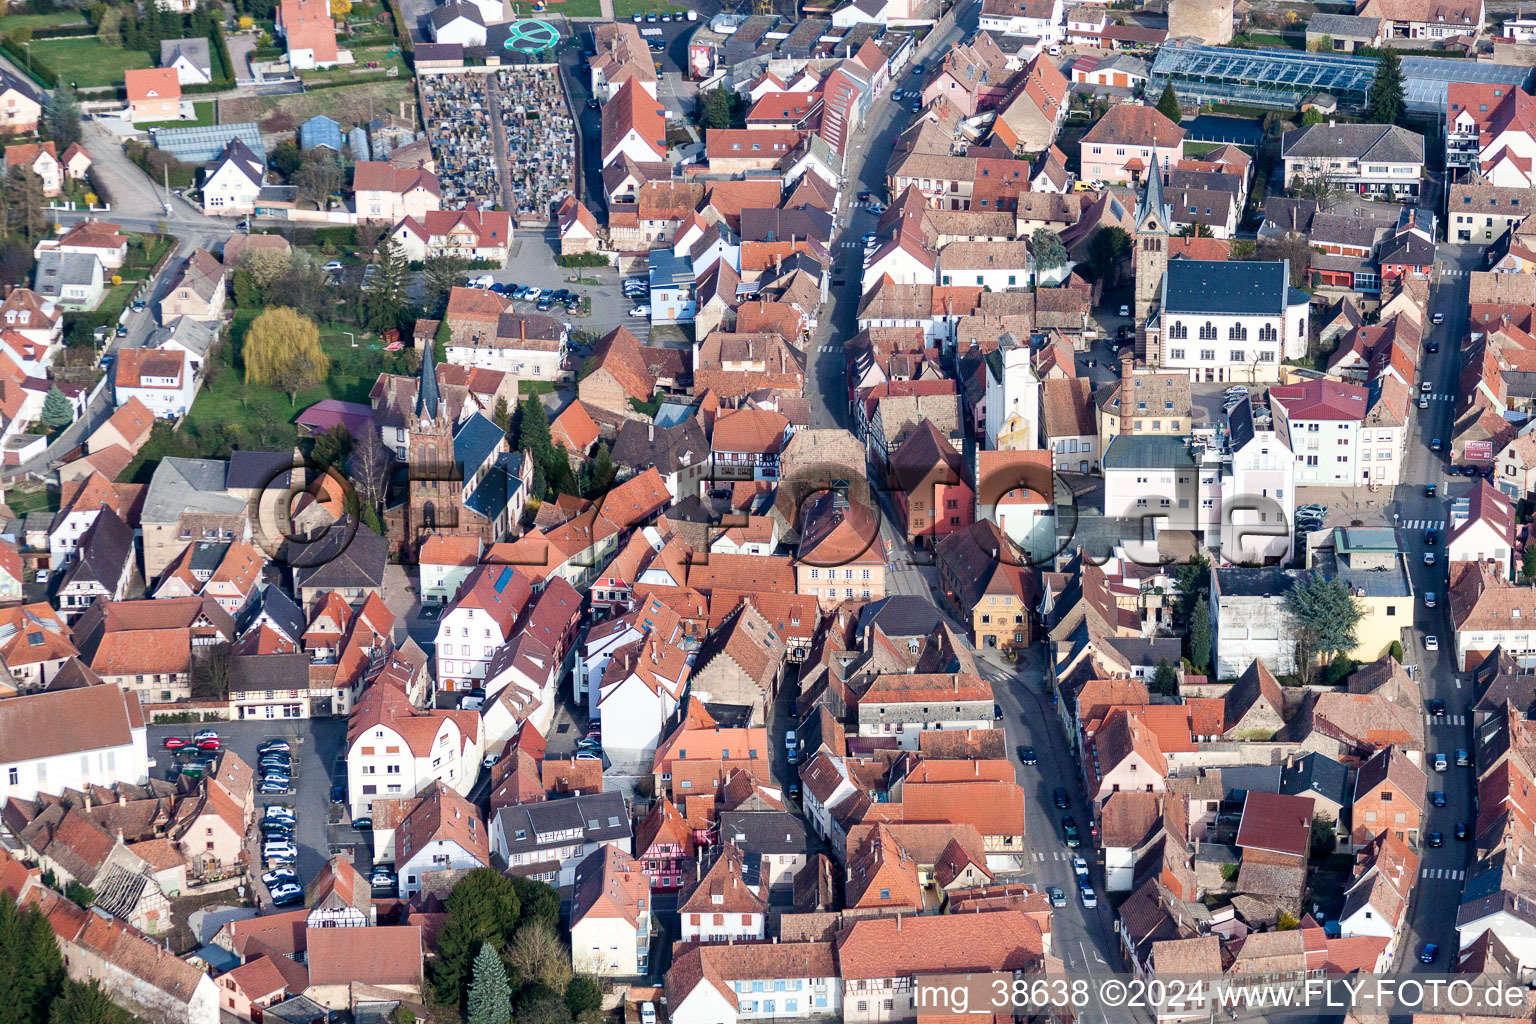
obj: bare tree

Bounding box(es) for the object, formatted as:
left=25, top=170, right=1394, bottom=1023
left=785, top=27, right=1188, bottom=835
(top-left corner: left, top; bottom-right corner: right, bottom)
left=352, top=428, right=392, bottom=512
left=507, top=921, right=572, bottom=992
left=355, top=220, right=387, bottom=258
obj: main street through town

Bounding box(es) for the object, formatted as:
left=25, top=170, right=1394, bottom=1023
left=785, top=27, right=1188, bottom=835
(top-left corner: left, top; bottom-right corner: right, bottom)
left=797, top=0, right=1132, bottom=984
left=1392, top=242, right=1481, bottom=973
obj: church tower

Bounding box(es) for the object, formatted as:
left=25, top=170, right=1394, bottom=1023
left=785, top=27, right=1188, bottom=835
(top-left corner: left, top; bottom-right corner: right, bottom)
left=1133, top=156, right=1170, bottom=365
left=406, top=344, right=461, bottom=553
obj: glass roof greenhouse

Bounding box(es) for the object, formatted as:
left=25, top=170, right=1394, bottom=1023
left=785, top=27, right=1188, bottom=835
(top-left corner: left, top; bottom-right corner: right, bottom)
left=1148, top=43, right=1532, bottom=115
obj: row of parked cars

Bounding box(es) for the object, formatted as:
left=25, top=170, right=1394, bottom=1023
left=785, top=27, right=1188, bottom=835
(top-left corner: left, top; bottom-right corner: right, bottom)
left=468, top=278, right=584, bottom=313
left=261, top=799, right=303, bottom=905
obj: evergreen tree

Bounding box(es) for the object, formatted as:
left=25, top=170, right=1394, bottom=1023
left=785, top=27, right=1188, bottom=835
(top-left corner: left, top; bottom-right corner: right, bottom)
left=1030, top=228, right=1069, bottom=272
left=1188, top=598, right=1211, bottom=673
left=510, top=877, right=561, bottom=933
left=39, top=387, right=72, bottom=431
left=4, top=167, right=46, bottom=243
left=1367, top=48, right=1406, bottom=125
left=467, top=943, right=513, bottom=1024
left=44, top=85, right=81, bottom=150
left=430, top=868, right=523, bottom=1007
left=361, top=238, right=408, bottom=334
left=565, top=975, right=603, bottom=1024
left=494, top=396, right=509, bottom=432
left=584, top=442, right=616, bottom=498
left=518, top=396, right=552, bottom=470
left=1151, top=658, right=1178, bottom=697
left=47, top=981, right=130, bottom=1024
left=1155, top=82, right=1182, bottom=125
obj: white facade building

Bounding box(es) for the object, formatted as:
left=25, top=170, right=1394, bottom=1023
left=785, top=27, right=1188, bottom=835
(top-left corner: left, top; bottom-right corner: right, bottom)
left=0, top=686, right=150, bottom=803
left=1157, top=260, right=1310, bottom=383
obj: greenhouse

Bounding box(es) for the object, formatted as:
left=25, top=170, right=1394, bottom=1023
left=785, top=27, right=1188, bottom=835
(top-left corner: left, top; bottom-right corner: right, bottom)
left=1148, top=43, right=1533, bottom=116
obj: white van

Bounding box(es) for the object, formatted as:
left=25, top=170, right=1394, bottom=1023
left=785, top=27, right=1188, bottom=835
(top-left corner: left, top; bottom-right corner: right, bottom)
left=469, top=274, right=495, bottom=289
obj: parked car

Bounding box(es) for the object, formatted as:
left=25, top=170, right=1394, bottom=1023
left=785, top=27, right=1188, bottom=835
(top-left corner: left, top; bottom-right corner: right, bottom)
left=1420, top=943, right=1439, bottom=964
left=1427, top=831, right=1443, bottom=848
left=259, top=740, right=291, bottom=754
left=1431, top=791, right=1446, bottom=807
left=1427, top=340, right=1439, bottom=353
left=263, top=841, right=298, bottom=861
left=197, top=738, right=222, bottom=750
left=351, top=817, right=373, bottom=831
left=1080, top=886, right=1097, bottom=908
left=1429, top=698, right=1446, bottom=716
left=1456, top=822, right=1469, bottom=840
left=1431, top=438, right=1442, bottom=451
left=1433, top=752, right=1448, bottom=772
left=628, top=305, right=650, bottom=318
left=262, top=867, right=297, bottom=887
left=1425, top=635, right=1439, bottom=650
left=1457, top=748, right=1470, bottom=766
left=370, top=868, right=396, bottom=887
left=163, top=736, right=191, bottom=750
left=1053, top=787, right=1069, bottom=808
left=483, top=752, right=499, bottom=768
left=1432, top=312, right=1445, bottom=324
left=1062, top=815, right=1080, bottom=848
left=1048, top=886, right=1066, bottom=907
left=270, top=882, right=303, bottom=905
left=193, top=730, right=219, bottom=742
left=323, top=260, right=343, bottom=271
left=459, top=695, right=484, bottom=711
left=258, top=780, right=289, bottom=795
left=1020, top=746, right=1037, bottom=765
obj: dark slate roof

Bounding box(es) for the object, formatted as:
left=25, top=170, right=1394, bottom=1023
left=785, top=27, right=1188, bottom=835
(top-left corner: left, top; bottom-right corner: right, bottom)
left=718, top=810, right=809, bottom=854
left=856, top=595, right=944, bottom=639
left=1219, top=765, right=1282, bottom=800
left=60, top=507, right=133, bottom=590
left=1227, top=397, right=1255, bottom=451
left=226, top=449, right=295, bottom=491
left=454, top=412, right=503, bottom=477
left=739, top=206, right=834, bottom=245
left=1101, top=434, right=1197, bottom=471
left=1103, top=636, right=1181, bottom=669
left=494, top=792, right=629, bottom=857
left=1278, top=752, right=1349, bottom=808
left=1161, top=260, right=1290, bottom=317
left=288, top=518, right=389, bottom=592
left=229, top=652, right=310, bottom=692
left=236, top=584, right=307, bottom=644
left=611, top=417, right=710, bottom=476
left=464, top=451, right=520, bottom=522
left=0, top=68, right=41, bottom=106
left=1280, top=123, right=1423, bottom=165
left=430, top=0, right=484, bottom=28
left=1379, top=232, right=1435, bottom=267
left=1214, top=567, right=1302, bottom=598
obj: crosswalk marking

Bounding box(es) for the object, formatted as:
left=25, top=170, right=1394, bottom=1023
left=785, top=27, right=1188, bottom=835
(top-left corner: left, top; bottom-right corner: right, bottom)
left=1400, top=519, right=1443, bottom=531
left=1423, top=714, right=1466, bottom=726
left=1420, top=868, right=1465, bottom=879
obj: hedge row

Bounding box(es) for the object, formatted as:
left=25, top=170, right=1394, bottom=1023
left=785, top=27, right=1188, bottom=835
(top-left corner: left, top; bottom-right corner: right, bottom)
left=29, top=24, right=97, bottom=38
left=304, top=70, right=395, bottom=90
left=0, top=37, right=57, bottom=88
left=183, top=22, right=238, bottom=94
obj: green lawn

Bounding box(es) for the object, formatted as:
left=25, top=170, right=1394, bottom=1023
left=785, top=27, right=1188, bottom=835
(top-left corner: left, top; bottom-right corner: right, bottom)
left=611, top=0, right=687, bottom=17
left=29, top=37, right=153, bottom=89
left=167, top=311, right=418, bottom=464
left=137, top=101, right=216, bottom=130
left=5, top=486, right=56, bottom=517
left=509, top=0, right=604, bottom=15
left=2, top=12, right=90, bottom=29
left=298, top=48, right=407, bottom=84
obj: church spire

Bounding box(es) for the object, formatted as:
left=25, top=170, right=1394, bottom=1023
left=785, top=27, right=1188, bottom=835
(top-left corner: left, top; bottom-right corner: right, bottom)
left=416, top=334, right=440, bottom=422
left=1136, top=154, right=1168, bottom=234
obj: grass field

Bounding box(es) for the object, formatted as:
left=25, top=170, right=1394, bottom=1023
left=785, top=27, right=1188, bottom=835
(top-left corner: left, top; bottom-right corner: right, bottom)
left=3, top=12, right=89, bottom=29
left=29, top=37, right=153, bottom=89
left=611, top=0, right=688, bottom=16
left=299, top=46, right=407, bottom=84
left=137, top=101, right=216, bottom=130
left=509, top=0, right=603, bottom=15
left=165, top=310, right=418, bottom=463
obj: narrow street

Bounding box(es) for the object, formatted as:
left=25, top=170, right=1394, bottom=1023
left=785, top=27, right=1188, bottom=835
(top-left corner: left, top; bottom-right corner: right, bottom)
left=1391, top=241, right=1480, bottom=972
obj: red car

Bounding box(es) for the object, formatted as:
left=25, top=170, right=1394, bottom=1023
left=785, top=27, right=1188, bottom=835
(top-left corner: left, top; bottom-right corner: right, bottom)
left=163, top=736, right=191, bottom=750
left=197, top=738, right=222, bottom=751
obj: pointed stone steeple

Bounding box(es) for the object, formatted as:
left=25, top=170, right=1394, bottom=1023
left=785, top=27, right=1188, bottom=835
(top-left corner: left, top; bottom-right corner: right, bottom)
left=415, top=335, right=440, bottom=423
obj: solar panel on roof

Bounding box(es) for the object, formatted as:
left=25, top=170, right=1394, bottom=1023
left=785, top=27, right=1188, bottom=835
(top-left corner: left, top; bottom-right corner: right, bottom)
left=494, top=566, right=513, bottom=593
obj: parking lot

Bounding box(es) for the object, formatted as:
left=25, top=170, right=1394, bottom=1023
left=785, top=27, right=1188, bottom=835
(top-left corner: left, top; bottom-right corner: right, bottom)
left=486, top=235, right=646, bottom=342
left=147, top=718, right=374, bottom=903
